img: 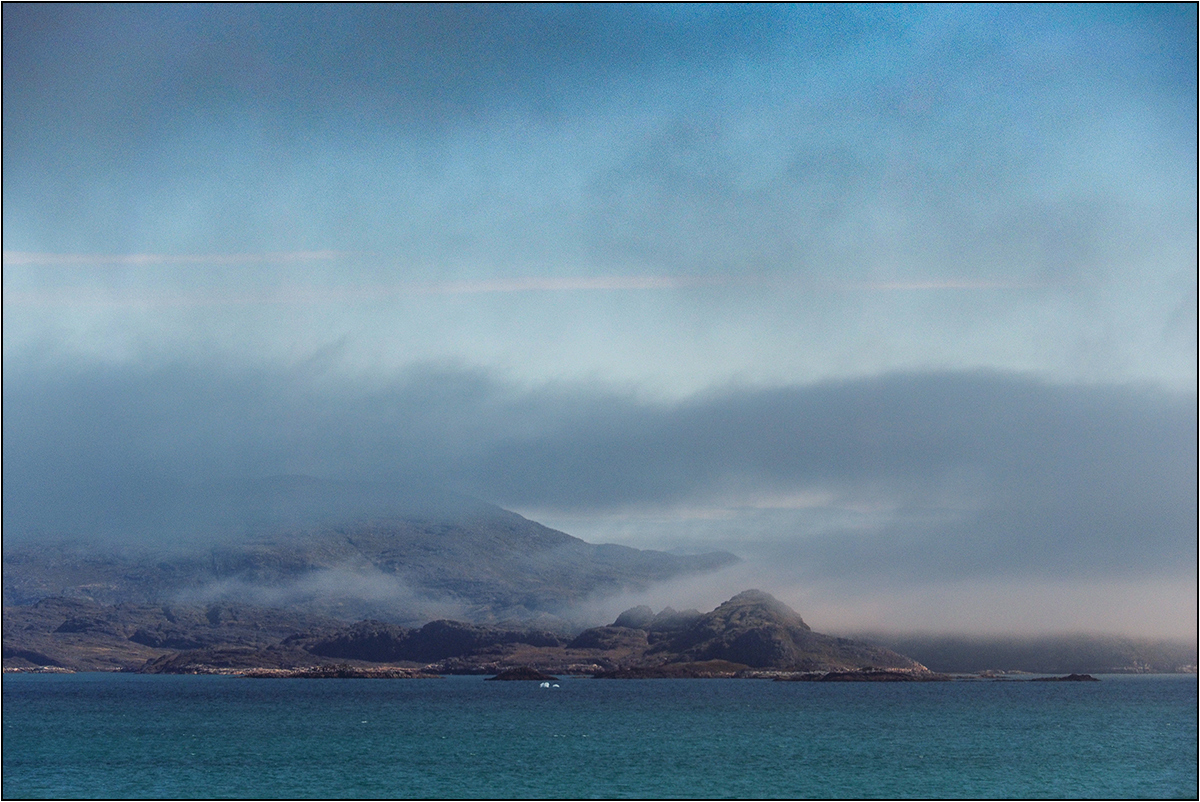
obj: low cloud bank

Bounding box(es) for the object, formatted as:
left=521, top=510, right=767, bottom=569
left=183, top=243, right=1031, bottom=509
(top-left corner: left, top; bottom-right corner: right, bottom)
left=175, top=564, right=471, bottom=626
left=4, top=359, right=1194, bottom=597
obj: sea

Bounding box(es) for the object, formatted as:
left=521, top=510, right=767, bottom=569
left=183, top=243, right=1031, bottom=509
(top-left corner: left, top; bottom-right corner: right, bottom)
left=2, top=673, right=1195, bottom=800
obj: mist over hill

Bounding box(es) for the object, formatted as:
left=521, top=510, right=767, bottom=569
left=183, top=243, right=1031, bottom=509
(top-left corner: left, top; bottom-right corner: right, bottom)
left=2, top=476, right=738, bottom=628
left=4, top=474, right=500, bottom=548
left=5, top=475, right=1195, bottom=676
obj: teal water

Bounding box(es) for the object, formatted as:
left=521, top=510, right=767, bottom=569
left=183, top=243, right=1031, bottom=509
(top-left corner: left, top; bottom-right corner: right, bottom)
left=3, top=673, right=1195, bottom=799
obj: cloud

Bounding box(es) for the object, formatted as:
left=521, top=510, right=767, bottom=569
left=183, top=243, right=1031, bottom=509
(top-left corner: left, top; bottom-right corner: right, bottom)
left=176, top=564, right=471, bottom=625
left=1, top=5, right=1193, bottom=639
left=5, top=5, right=1192, bottom=272
left=3, top=358, right=1193, bottom=592
left=2, top=266, right=728, bottom=307
left=844, top=280, right=1046, bottom=291
left=412, top=276, right=727, bottom=294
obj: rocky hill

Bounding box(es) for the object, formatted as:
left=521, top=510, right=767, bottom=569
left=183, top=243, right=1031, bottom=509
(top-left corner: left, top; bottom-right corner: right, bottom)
left=2, top=596, right=346, bottom=672
left=3, top=476, right=737, bottom=627
left=573, top=590, right=921, bottom=671
left=654, top=590, right=917, bottom=669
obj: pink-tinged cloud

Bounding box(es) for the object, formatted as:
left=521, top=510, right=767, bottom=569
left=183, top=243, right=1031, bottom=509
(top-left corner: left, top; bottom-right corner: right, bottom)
left=2, top=250, right=353, bottom=266
left=2, top=270, right=729, bottom=307
left=842, top=279, right=1046, bottom=291
left=2, top=262, right=1043, bottom=309
left=410, top=276, right=726, bottom=294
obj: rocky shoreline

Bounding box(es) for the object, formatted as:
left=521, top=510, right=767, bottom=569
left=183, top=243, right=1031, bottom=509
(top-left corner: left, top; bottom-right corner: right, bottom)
left=240, top=665, right=441, bottom=679
left=2, top=661, right=1107, bottom=684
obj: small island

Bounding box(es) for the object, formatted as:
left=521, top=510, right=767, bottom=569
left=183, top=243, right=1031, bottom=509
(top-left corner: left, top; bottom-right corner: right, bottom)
left=1030, top=673, right=1100, bottom=682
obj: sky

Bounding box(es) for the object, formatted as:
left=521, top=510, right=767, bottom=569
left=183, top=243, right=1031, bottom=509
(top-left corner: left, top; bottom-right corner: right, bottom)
left=3, top=4, right=1196, bottom=638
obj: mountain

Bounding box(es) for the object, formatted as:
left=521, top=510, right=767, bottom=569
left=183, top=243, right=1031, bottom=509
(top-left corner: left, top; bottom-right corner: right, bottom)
left=2, top=476, right=738, bottom=627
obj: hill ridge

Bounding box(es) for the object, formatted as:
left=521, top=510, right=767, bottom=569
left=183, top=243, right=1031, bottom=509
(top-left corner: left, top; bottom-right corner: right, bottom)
left=2, top=477, right=739, bottom=627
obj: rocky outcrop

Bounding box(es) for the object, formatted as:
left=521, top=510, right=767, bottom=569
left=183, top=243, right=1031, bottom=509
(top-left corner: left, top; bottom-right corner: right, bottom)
left=565, top=590, right=925, bottom=674
left=623, top=590, right=923, bottom=671
left=647, top=590, right=813, bottom=666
